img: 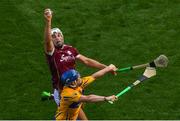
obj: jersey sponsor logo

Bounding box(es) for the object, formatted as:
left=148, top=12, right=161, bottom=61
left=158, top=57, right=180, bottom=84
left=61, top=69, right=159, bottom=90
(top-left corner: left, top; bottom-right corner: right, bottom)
left=67, top=51, right=72, bottom=55
left=60, top=54, right=75, bottom=62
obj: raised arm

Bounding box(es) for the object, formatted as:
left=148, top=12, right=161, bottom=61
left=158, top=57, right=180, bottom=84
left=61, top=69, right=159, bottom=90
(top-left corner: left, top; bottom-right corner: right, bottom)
left=44, top=8, right=54, bottom=54
left=91, top=64, right=117, bottom=79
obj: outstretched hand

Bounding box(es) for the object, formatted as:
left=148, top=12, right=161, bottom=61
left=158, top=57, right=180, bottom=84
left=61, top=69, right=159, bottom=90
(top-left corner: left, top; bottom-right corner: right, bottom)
left=44, top=8, right=52, bottom=22
left=105, top=95, right=118, bottom=102
left=108, top=64, right=117, bottom=75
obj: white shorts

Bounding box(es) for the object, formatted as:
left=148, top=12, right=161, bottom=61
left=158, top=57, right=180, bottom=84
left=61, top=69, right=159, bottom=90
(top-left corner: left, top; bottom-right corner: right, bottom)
left=53, top=89, right=61, bottom=106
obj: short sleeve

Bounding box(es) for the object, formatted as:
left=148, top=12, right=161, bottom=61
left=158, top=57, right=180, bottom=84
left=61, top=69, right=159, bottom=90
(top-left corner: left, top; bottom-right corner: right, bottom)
left=71, top=47, right=79, bottom=58
left=81, top=76, right=95, bottom=89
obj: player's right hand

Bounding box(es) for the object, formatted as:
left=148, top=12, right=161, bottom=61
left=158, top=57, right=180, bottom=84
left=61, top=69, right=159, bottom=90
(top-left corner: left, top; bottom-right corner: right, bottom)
left=108, top=64, right=117, bottom=75
left=105, top=95, right=118, bottom=102
left=44, top=8, right=52, bottom=21
left=108, top=64, right=117, bottom=71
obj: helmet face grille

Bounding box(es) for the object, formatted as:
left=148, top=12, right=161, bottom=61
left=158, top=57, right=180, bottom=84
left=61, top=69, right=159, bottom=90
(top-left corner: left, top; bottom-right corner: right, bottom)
left=154, top=55, right=169, bottom=67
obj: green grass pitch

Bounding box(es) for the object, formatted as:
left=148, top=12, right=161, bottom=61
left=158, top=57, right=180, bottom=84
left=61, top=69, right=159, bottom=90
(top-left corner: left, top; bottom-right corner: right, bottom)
left=0, top=0, right=180, bottom=119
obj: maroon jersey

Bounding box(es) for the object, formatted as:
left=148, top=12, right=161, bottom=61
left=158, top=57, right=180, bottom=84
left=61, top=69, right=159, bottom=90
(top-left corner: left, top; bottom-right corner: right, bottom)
left=46, top=44, right=79, bottom=89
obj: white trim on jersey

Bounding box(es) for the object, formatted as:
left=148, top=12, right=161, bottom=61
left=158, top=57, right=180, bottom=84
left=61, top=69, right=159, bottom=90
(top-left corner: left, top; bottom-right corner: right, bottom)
left=76, top=54, right=81, bottom=58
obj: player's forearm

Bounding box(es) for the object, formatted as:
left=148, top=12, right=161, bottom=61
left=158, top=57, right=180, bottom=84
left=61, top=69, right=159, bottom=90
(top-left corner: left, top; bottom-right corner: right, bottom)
left=85, top=58, right=107, bottom=69
left=85, top=94, right=106, bottom=102
left=44, top=21, right=54, bottom=53
left=44, top=21, right=52, bottom=44
left=91, top=66, right=110, bottom=79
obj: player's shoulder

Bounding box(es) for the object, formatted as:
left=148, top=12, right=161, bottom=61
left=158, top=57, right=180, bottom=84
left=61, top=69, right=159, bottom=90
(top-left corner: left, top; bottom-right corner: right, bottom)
left=82, top=76, right=95, bottom=81
left=80, top=76, right=95, bottom=87
left=63, top=44, right=74, bottom=49
left=64, top=44, right=78, bottom=50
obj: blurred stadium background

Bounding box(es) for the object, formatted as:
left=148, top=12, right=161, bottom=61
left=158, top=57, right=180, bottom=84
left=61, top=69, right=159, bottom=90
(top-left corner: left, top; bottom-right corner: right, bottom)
left=0, top=0, right=180, bottom=119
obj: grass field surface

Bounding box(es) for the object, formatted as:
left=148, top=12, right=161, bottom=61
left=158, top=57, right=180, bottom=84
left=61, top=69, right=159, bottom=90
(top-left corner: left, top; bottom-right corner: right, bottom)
left=0, top=0, right=179, bottom=119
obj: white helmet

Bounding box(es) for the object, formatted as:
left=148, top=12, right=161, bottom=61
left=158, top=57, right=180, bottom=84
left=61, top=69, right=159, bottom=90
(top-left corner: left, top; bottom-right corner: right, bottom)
left=51, top=28, right=63, bottom=36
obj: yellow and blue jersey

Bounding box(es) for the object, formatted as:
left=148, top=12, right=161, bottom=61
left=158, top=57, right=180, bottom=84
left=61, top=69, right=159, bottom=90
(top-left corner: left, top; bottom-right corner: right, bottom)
left=55, top=76, right=95, bottom=120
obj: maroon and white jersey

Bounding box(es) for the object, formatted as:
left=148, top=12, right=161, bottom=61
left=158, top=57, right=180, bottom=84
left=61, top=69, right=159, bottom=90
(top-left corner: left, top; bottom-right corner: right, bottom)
left=46, top=44, right=79, bottom=89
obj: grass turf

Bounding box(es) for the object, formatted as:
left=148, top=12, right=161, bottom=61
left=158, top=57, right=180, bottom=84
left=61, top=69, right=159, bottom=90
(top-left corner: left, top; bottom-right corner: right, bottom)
left=0, top=0, right=180, bottom=119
